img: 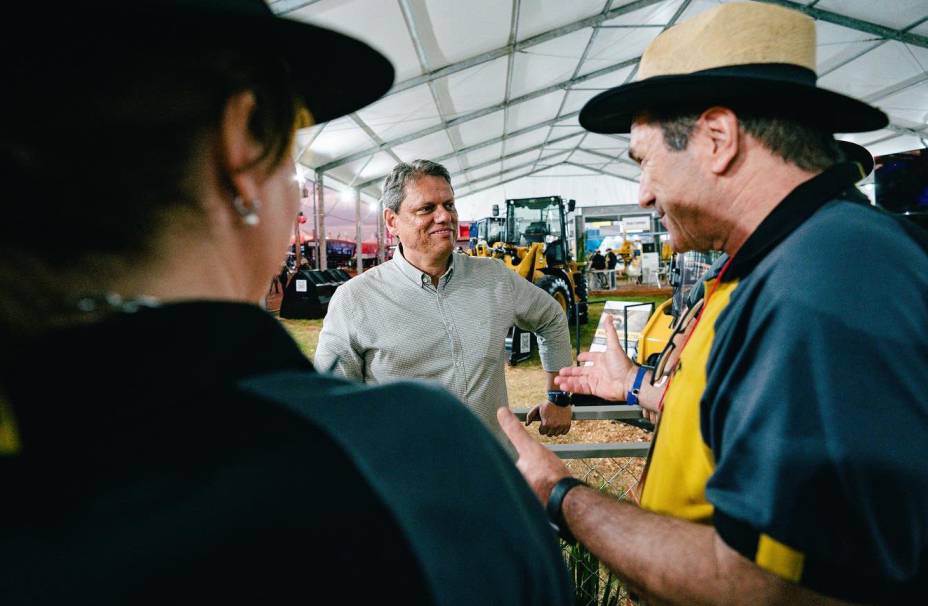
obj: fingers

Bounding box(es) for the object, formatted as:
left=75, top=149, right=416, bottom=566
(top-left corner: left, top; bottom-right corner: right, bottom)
left=603, top=313, right=623, bottom=352
left=554, top=376, right=592, bottom=394
left=577, top=351, right=603, bottom=363
left=525, top=405, right=540, bottom=426
left=538, top=422, right=568, bottom=437
left=558, top=366, right=591, bottom=377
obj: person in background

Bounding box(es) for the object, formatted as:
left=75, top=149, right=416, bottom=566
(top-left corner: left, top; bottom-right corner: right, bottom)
left=0, top=2, right=572, bottom=604
left=315, top=159, right=575, bottom=442
left=498, top=2, right=927, bottom=603
left=605, top=248, right=618, bottom=271
left=589, top=248, right=608, bottom=288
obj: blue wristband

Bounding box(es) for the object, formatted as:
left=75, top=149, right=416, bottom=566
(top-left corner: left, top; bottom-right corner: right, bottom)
left=626, top=365, right=648, bottom=406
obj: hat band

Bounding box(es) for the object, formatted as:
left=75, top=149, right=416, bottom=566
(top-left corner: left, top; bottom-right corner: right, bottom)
left=686, top=63, right=817, bottom=86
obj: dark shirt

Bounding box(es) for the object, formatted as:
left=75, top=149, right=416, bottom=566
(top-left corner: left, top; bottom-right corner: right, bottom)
left=605, top=252, right=617, bottom=269
left=590, top=252, right=606, bottom=270
left=642, top=163, right=928, bottom=602
left=0, top=302, right=571, bottom=605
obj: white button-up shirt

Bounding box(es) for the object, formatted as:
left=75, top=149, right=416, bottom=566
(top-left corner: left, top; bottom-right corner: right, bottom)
left=314, top=248, right=572, bottom=444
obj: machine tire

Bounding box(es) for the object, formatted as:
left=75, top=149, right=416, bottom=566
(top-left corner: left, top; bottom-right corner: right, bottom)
left=535, top=274, right=572, bottom=316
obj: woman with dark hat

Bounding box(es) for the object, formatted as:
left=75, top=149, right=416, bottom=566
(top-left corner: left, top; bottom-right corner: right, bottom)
left=0, top=3, right=571, bottom=604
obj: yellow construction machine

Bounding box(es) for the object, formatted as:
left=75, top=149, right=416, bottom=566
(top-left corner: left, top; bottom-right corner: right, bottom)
left=470, top=196, right=589, bottom=364
left=616, top=239, right=635, bottom=267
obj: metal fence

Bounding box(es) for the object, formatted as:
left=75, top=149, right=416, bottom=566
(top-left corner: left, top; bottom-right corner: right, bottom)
left=514, top=405, right=651, bottom=606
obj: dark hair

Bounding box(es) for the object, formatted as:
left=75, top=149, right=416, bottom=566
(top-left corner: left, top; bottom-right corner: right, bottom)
left=645, top=108, right=841, bottom=171
left=1, top=42, right=302, bottom=333
left=381, top=160, right=453, bottom=213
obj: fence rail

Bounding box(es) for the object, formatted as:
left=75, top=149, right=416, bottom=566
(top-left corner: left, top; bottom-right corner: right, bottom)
left=512, top=405, right=651, bottom=458
left=511, top=404, right=650, bottom=605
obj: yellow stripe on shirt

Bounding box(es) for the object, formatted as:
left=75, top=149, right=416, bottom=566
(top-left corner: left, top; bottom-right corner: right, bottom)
left=756, top=533, right=805, bottom=582
left=640, top=278, right=739, bottom=522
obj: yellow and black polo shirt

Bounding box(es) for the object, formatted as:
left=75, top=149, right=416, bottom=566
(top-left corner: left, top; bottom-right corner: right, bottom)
left=640, top=163, right=928, bottom=602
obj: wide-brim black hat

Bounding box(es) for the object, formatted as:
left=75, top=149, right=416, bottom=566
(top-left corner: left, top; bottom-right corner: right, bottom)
left=3, top=0, right=394, bottom=125
left=580, top=2, right=887, bottom=135
left=838, top=140, right=874, bottom=179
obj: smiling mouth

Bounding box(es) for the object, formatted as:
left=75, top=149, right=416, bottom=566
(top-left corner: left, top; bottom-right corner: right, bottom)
left=430, top=228, right=453, bottom=236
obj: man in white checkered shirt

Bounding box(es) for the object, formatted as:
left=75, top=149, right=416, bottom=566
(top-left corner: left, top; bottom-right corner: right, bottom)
left=315, top=159, right=574, bottom=447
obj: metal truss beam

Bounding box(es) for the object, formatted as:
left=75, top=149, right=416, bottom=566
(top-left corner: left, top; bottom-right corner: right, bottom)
left=388, top=0, right=666, bottom=96
left=449, top=131, right=586, bottom=181
left=756, top=1, right=928, bottom=49
left=318, top=56, right=638, bottom=172
left=457, top=165, right=552, bottom=200
left=269, top=0, right=324, bottom=16
left=460, top=148, right=573, bottom=190
left=398, top=0, right=468, bottom=171
left=542, top=0, right=692, bottom=171
left=501, top=0, right=522, bottom=157
left=532, top=0, right=615, bottom=174
left=355, top=113, right=586, bottom=190
left=575, top=146, right=639, bottom=169
left=564, top=160, right=639, bottom=184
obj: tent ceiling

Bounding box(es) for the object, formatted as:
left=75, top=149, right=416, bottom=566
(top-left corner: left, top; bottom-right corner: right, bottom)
left=276, top=0, right=928, bottom=201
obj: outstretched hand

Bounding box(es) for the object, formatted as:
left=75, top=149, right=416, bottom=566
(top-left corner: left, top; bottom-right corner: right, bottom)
left=554, top=314, right=636, bottom=402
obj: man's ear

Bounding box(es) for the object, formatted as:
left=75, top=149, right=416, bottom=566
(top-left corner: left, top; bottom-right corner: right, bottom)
left=699, top=106, right=740, bottom=175
left=219, top=90, right=263, bottom=201
left=384, top=207, right=399, bottom=236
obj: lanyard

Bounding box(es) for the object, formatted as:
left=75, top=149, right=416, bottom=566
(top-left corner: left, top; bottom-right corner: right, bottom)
left=656, top=254, right=734, bottom=412
left=633, top=254, right=735, bottom=504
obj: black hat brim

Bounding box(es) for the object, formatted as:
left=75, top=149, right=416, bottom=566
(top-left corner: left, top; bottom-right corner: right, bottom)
left=264, top=18, right=395, bottom=124
left=837, top=140, right=874, bottom=178
left=580, top=72, right=888, bottom=134
left=4, top=1, right=394, bottom=125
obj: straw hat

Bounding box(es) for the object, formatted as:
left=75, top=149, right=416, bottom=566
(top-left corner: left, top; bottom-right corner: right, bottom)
left=580, top=2, right=887, bottom=134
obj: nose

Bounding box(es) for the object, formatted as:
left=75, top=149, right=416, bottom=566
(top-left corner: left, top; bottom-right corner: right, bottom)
left=434, top=204, right=455, bottom=224
left=638, top=173, right=655, bottom=210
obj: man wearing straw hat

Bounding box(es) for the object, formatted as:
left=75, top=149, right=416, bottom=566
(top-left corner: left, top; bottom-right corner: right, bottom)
left=498, top=2, right=928, bottom=603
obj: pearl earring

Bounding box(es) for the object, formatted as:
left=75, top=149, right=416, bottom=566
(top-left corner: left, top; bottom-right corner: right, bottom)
left=232, top=195, right=261, bottom=226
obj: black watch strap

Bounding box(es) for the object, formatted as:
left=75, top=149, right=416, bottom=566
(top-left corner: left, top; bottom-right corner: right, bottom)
left=546, top=476, right=587, bottom=544
left=546, top=390, right=571, bottom=407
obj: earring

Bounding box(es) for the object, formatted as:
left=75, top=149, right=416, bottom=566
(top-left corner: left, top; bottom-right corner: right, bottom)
left=232, top=195, right=261, bottom=226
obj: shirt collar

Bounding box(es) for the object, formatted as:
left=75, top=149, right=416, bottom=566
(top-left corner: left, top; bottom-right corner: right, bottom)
left=393, top=244, right=455, bottom=288
left=725, top=161, right=868, bottom=281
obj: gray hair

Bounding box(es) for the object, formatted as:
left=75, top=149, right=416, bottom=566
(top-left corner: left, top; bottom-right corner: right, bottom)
left=381, top=159, right=453, bottom=213
left=642, top=109, right=840, bottom=172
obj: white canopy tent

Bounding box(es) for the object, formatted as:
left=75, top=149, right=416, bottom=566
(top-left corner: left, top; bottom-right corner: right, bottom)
left=272, top=0, right=928, bottom=248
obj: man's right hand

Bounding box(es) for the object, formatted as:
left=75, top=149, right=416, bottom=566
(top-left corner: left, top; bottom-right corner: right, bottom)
left=554, top=313, right=637, bottom=402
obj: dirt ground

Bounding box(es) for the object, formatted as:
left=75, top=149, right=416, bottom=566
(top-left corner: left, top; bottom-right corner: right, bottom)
left=279, top=294, right=663, bottom=494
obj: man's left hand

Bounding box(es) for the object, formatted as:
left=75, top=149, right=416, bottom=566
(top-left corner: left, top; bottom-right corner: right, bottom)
left=525, top=401, right=572, bottom=436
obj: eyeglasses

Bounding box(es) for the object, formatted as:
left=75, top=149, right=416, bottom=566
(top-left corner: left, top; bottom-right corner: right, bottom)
left=650, top=297, right=704, bottom=385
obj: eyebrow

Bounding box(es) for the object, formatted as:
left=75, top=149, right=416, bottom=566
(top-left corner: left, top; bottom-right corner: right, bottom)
left=414, top=198, right=455, bottom=209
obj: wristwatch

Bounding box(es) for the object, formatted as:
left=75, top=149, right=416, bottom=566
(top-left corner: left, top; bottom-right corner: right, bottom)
left=546, top=390, right=571, bottom=407
left=546, top=476, right=587, bottom=544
